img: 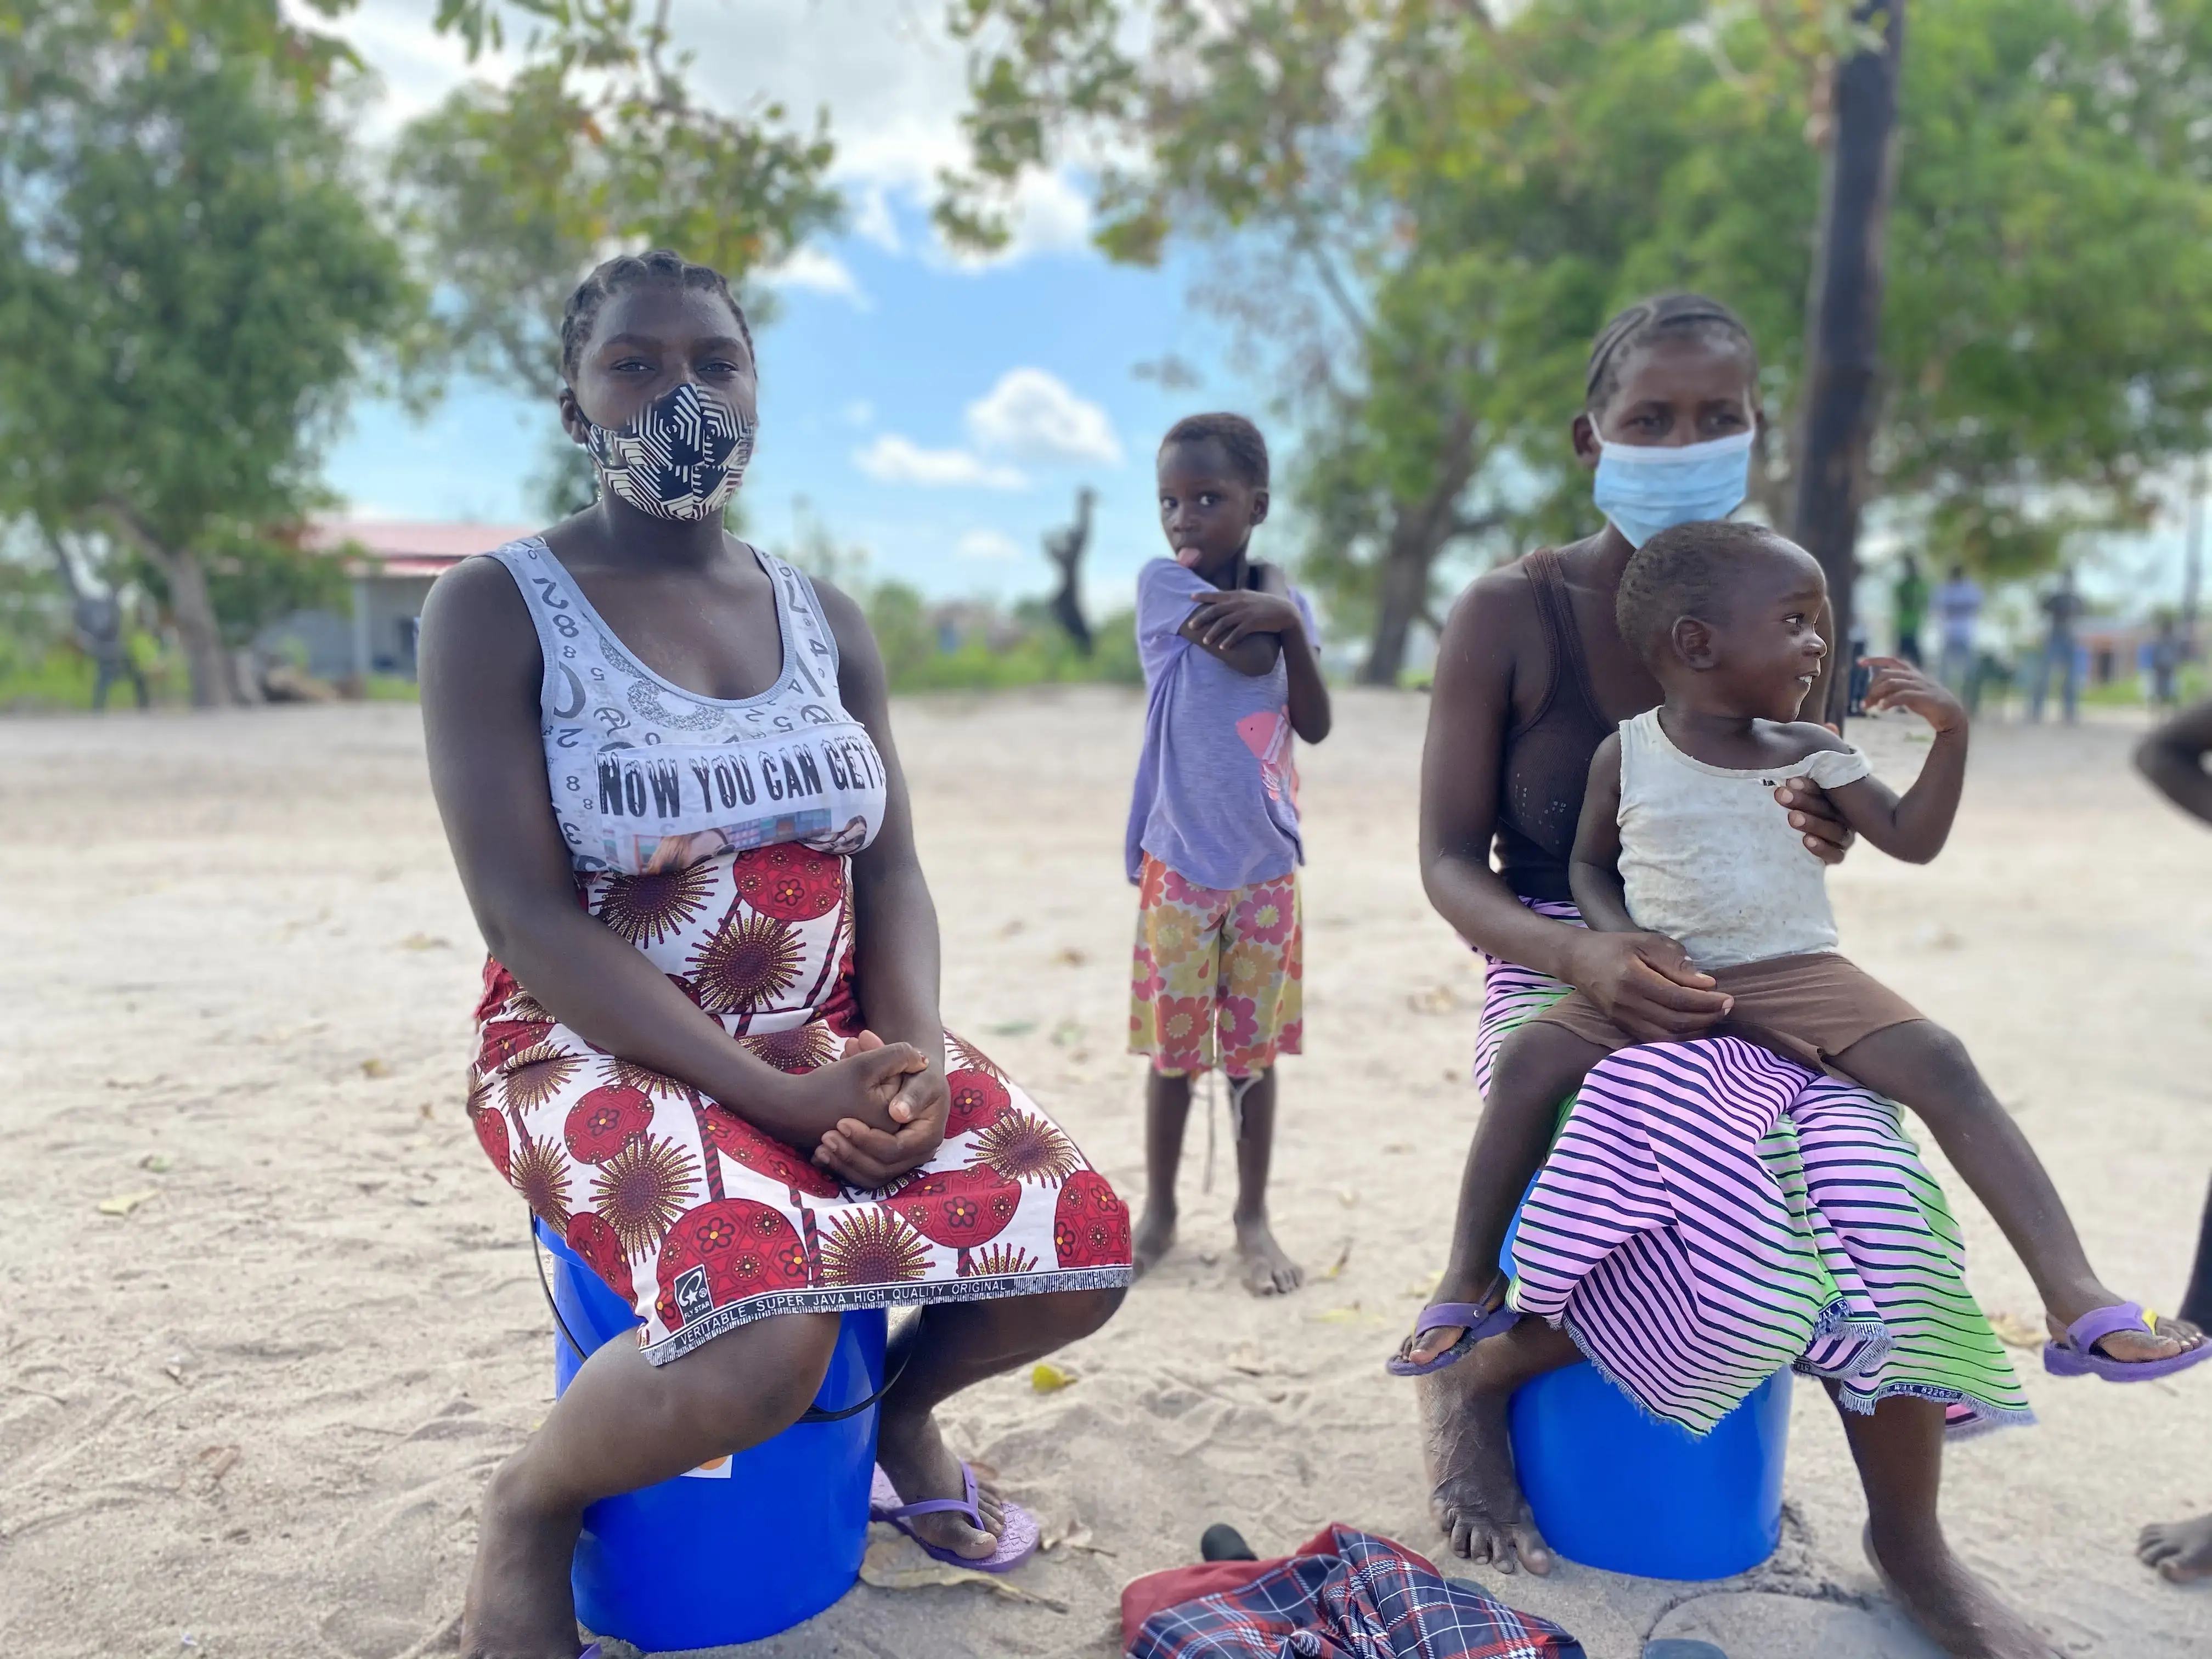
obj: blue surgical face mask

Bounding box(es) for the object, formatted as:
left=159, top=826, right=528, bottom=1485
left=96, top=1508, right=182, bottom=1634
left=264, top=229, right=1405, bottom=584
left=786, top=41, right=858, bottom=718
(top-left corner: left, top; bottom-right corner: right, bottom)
left=1591, top=428, right=1753, bottom=548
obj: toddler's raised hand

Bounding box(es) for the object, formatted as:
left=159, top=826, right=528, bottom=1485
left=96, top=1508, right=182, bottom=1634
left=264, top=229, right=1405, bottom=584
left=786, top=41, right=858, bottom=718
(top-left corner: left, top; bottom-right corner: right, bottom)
left=1860, top=656, right=1967, bottom=734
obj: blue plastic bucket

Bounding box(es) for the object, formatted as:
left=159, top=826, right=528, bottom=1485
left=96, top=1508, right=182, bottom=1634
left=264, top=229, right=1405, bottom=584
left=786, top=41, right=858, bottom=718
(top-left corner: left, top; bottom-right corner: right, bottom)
left=534, top=1220, right=886, bottom=1651
left=1508, top=1361, right=1790, bottom=1579
left=1502, top=1202, right=1789, bottom=1580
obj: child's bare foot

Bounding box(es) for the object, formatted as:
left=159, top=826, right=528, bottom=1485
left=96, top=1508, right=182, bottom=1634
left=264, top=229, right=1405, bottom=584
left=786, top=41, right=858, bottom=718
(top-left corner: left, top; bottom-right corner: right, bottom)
left=1417, top=1331, right=1551, bottom=1573
left=2138, top=1512, right=2212, bottom=1583
left=1863, top=1522, right=2061, bottom=1657
left=1132, top=1205, right=1177, bottom=1279
left=1235, top=1213, right=1302, bottom=1296
left=1394, top=1271, right=1509, bottom=1369
left=2044, top=1295, right=2200, bottom=1365
left=874, top=1409, right=1005, bottom=1561
left=461, top=1457, right=588, bottom=1659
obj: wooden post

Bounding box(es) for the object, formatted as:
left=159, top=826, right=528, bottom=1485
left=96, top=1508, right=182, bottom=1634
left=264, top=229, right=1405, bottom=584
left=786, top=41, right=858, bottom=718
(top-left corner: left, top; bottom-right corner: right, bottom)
left=1790, top=1, right=1905, bottom=727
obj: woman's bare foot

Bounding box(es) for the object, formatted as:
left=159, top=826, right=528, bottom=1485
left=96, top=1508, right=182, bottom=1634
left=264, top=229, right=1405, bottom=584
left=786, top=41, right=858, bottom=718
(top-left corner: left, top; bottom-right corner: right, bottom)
left=1416, top=1329, right=1551, bottom=1573
left=1863, top=1522, right=2061, bottom=1657
left=1235, top=1212, right=1302, bottom=1296
left=1394, top=1271, right=1508, bottom=1369
left=460, top=1457, right=588, bottom=1659
left=874, top=1408, right=1005, bottom=1561
left=2044, top=1297, right=2200, bottom=1365
left=2138, top=1512, right=2212, bottom=1583
left=1131, top=1204, right=1177, bottom=1279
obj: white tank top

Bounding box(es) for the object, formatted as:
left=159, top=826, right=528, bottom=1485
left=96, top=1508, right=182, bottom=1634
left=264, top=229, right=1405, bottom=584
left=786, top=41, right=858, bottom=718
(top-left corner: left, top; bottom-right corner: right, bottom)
left=487, top=537, right=886, bottom=876
left=1615, top=708, right=1870, bottom=969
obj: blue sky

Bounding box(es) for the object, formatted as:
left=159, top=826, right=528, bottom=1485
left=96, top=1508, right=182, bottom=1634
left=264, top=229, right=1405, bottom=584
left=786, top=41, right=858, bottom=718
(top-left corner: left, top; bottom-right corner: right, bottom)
left=323, top=0, right=1262, bottom=615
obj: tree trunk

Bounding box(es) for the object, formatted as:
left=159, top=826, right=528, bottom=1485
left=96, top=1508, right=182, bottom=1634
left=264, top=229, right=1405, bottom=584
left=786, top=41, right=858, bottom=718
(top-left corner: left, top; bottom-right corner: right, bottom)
left=1361, top=417, right=1486, bottom=686
left=1790, top=0, right=1905, bottom=728
left=157, top=545, right=238, bottom=709
left=1362, top=517, right=1440, bottom=685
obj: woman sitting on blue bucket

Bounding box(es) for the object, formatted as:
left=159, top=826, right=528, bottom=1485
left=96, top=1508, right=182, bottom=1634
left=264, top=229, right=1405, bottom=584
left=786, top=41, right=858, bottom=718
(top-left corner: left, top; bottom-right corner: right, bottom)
left=416, top=250, right=1131, bottom=1659
left=1402, top=295, right=2062, bottom=1659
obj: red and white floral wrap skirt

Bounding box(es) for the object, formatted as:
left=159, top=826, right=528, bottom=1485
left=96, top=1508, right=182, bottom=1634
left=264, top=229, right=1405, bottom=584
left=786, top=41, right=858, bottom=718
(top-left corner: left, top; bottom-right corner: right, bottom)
left=466, top=843, right=1133, bottom=1365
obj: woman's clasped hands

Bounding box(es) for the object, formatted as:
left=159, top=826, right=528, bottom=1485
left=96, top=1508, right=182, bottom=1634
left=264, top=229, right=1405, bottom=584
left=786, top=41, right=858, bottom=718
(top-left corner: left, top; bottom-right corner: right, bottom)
left=766, top=1029, right=950, bottom=1189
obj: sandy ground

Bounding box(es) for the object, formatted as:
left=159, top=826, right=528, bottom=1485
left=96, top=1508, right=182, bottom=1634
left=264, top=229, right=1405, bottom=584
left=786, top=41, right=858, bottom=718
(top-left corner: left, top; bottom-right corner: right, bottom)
left=3, top=688, right=2210, bottom=1659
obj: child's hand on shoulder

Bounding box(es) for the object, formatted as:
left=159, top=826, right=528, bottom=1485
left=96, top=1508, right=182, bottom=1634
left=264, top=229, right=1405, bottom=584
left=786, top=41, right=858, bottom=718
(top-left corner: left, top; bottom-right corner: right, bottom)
left=1860, top=656, right=1966, bottom=734
left=1187, top=587, right=1303, bottom=651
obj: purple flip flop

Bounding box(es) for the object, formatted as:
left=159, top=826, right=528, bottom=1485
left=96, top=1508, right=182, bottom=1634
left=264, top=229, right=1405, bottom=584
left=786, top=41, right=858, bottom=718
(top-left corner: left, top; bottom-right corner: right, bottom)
left=1386, top=1300, right=1519, bottom=1378
left=870, top=1463, right=1040, bottom=1573
left=578, top=1645, right=603, bottom=1658
left=2044, top=1302, right=2212, bottom=1382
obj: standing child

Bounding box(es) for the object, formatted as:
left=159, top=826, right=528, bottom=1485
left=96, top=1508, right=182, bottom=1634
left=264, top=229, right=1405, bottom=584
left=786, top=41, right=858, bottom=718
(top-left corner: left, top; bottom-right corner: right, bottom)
left=1127, top=414, right=1332, bottom=1295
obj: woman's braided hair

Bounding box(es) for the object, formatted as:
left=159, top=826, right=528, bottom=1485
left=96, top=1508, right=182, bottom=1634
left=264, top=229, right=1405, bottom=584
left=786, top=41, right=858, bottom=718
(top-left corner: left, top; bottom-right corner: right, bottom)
left=558, top=250, right=754, bottom=384
left=1584, top=292, right=1754, bottom=413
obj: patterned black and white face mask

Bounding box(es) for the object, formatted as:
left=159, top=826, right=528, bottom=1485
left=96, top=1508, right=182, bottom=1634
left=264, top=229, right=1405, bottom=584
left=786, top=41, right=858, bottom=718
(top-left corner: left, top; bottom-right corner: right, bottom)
left=583, top=381, right=755, bottom=522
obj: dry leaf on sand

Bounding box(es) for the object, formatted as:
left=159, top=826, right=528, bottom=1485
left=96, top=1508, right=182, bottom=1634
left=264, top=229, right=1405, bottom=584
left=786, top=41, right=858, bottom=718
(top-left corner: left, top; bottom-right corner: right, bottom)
left=1030, top=1361, right=1079, bottom=1393
left=97, top=1189, right=159, bottom=1217
left=1040, top=1519, right=1114, bottom=1558
left=1988, top=1310, right=2047, bottom=1350
left=860, top=1526, right=1066, bottom=1609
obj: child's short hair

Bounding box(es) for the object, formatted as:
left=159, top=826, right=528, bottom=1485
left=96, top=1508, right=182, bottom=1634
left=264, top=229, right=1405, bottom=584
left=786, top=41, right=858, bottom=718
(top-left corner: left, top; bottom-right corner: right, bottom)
left=1615, top=520, right=1795, bottom=668
left=1160, top=413, right=1269, bottom=488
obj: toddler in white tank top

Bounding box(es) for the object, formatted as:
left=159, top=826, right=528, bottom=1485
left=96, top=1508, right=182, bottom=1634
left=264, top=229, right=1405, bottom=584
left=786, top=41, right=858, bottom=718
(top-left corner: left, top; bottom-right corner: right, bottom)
left=1441, top=521, right=2196, bottom=1379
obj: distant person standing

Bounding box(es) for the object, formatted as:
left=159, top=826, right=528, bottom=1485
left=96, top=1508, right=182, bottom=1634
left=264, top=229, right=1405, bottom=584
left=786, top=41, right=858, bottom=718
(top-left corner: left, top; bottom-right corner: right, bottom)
left=74, top=590, right=148, bottom=710
left=2145, top=616, right=2185, bottom=711
left=2030, top=568, right=2085, bottom=724
left=1892, top=553, right=1928, bottom=665
left=1934, top=562, right=1983, bottom=695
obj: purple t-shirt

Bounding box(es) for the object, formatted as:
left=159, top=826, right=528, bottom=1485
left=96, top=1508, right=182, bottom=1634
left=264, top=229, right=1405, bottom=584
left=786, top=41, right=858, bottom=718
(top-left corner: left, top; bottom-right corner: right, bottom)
left=1125, top=557, right=1321, bottom=891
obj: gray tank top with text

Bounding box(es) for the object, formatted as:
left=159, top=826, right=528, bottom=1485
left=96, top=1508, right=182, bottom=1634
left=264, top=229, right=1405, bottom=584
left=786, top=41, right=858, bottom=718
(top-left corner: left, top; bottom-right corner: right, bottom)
left=487, top=537, right=886, bottom=875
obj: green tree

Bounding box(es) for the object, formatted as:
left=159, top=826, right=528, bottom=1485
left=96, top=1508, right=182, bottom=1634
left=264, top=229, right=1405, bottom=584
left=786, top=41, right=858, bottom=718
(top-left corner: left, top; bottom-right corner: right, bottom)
left=0, top=0, right=416, bottom=706
left=946, top=0, right=2212, bottom=680
left=394, top=0, right=844, bottom=405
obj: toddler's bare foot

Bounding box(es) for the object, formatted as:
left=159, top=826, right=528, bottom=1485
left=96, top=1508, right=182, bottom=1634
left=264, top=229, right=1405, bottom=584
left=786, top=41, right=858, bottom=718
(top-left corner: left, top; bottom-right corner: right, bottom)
left=874, top=1409, right=1005, bottom=1561
left=2138, top=1512, right=2212, bottom=1583
left=1235, top=1214, right=1302, bottom=1296
left=1418, top=1332, right=1550, bottom=1574
left=461, top=1457, right=588, bottom=1659
left=1863, top=1522, right=2060, bottom=1657
left=2044, top=1295, right=2199, bottom=1365
left=1394, top=1271, right=1509, bottom=1369
left=1131, top=1205, right=1177, bottom=1279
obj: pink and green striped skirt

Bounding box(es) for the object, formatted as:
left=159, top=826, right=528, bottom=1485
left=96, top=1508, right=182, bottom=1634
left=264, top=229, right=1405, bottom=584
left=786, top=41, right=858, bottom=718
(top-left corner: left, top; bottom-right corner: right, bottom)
left=1482, top=901, right=2031, bottom=1439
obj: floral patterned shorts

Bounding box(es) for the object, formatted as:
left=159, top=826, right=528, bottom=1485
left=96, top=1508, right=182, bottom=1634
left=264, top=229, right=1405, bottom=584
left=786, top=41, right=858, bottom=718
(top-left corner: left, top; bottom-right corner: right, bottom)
left=1128, top=853, right=1302, bottom=1079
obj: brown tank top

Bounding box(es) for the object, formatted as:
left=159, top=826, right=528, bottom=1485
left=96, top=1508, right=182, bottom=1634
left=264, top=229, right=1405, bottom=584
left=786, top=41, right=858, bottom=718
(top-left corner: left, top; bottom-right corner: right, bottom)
left=1493, top=548, right=1613, bottom=902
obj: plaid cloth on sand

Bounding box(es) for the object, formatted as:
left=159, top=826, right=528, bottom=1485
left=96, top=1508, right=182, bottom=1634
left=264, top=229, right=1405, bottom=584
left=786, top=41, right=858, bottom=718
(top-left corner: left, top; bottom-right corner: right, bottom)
left=1123, top=1525, right=1585, bottom=1658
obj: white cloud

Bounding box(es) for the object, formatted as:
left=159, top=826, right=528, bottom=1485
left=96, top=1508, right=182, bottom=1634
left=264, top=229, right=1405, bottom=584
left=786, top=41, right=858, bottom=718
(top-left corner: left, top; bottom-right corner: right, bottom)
left=853, top=435, right=1026, bottom=490
left=850, top=185, right=904, bottom=254
left=763, top=245, right=867, bottom=306
left=843, top=399, right=875, bottom=428
left=965, top=369, right=1122, bottom=466
left=938, top=168, right=1095, bottom=269
left=956, top=529, right=1025, bottom=561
